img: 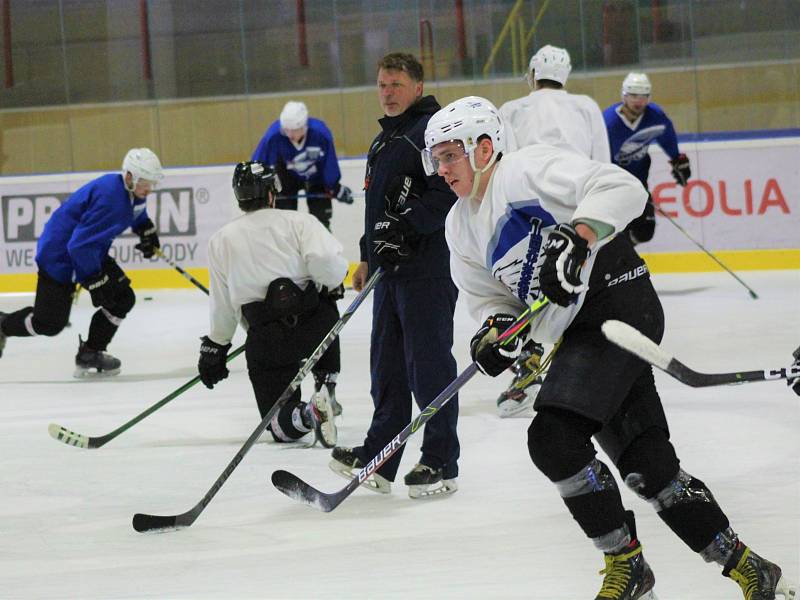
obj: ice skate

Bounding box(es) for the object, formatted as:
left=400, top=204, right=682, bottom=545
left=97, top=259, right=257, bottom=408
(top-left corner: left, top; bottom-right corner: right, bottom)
left=496, top=342, right=544, bottom=418
left=329, top=446, right=391, bottom=493
left=313, top=371, right=341, bottom=417
left=595, top=540, right=657, bottom=600
left=0, top=312, right=7, bottom=358
left=723, top=542, right=796, bottom=600
left=74, top=336, right=121, bottom=378
left=308, top=385, right=337, bottom=448
left=403, top=463, right=458, bottom=499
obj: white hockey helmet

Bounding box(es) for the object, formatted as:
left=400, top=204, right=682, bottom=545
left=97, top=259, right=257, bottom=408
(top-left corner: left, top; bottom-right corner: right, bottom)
left=528, top=45, right=571, bottom=87
left=280, top=101, right=309, bottom=130
left=622, top=72, right=652, bottom=96
left=121, top=148, right=163, bottom=190
left=422, top=96, right=506, bottom=176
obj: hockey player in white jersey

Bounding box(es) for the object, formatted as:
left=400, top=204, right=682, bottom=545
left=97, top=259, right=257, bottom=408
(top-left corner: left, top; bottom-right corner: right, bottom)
left=197, top=161, right=349, bottom=448
left=499, top=45, right=609, bottom=161
left=497, top=44, right=610, bottom=418
left=423, top=96, right=795, bottom=600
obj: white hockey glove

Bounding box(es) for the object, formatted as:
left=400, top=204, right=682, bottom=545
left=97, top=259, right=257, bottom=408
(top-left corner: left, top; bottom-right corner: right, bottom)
left=788, top=346, right=800, bottom=397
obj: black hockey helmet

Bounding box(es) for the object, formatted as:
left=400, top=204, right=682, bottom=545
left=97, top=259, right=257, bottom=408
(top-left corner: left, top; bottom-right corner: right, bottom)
left=232, top=161, right=282, bottom=210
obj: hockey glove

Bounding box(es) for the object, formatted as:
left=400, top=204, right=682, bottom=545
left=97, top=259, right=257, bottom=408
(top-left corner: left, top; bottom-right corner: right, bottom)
left=539, top=223, right=590, bottom=307
left=133, top=218, right=160, bottom=259
left=323, top=283, right=346, bottom=301
left=332, top=184, right=354, bottom=205
left=198, top=336, right=231, bottom=389
left=372, top=209, right=414, bottom=270
left=386, top=174, right=423, bottom=215
left=788, top=346, right=800, bottom=397
left=470, top=314, right=526, bottom=377
left=670, top=153, right=691, bottom=186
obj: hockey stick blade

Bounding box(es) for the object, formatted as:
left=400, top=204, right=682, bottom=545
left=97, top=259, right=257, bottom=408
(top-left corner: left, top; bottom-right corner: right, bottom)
left=48, top=423, right=103, bottom=449
left=272, top=297, right=550, bottom=512
left=602, top=320, right=800, bottom=387
left=271, top=470, right=341, bottom=512
left=132, top=511, right=194, bottom=533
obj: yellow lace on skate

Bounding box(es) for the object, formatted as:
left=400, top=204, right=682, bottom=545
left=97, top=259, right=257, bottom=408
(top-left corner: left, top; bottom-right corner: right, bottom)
left=597, top=546, right=642, bottom=599
left=729, top=547, right=758, bottom=600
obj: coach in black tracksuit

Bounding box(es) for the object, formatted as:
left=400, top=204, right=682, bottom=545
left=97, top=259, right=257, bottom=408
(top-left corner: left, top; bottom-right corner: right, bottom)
left=330, top=53, right=460, bottom=497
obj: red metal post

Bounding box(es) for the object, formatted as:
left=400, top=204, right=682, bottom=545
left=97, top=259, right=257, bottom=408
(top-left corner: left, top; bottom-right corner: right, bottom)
left=139, top=0, right=152, bottom=81
left=297, top=0, right=308, bottom=67
left=2, top=0, right=13, bottom=88
left=454, top=0, right=466, bottom=60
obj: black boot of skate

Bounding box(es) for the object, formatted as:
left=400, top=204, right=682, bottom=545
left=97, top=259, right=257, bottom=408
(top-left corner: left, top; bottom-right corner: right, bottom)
left=74, top=336, right=121, bottom=378
left=595, top=539, right=657, bottom=600
left=723, top=542, right=796, bottom=600
left=403, top=463, right=458, bottom=499
left=328, top=446, right=391, bottom=494
left=496, top=341, right=545, bottom=418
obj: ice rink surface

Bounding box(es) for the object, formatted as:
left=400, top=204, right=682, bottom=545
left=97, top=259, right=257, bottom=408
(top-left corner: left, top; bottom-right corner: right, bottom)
left=1, top=270, right=798, bottom=599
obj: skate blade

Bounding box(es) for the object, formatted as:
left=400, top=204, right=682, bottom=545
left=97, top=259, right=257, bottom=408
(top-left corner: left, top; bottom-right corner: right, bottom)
left=776, top=575, right=797, bottom=599
left=328, top=460, right=391, bottom=494
left=408, top=479, right=458, bottom=499
left=312, top=392, right=338, bottom=448
left=73, top=366, right=121, bottom=379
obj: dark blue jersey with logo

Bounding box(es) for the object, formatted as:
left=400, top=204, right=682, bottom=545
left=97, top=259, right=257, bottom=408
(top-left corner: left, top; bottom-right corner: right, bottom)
left=603, top=101, right=680, bottom=188
left=36, top=173, right=149, bottom=284
left=251, top=117, right=342, bottom=189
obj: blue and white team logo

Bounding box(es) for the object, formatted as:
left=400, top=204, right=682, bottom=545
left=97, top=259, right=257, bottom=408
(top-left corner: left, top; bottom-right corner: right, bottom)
left=287, top=146, right=325, bottom=180
left=488, top=200, right=557, bottom=305
left=615, top=125, right=666, bottom=166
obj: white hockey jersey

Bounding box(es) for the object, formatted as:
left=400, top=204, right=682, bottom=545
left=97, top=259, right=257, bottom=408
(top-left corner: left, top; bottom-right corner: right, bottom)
left=207, top=208, right=349, bottom=345
left=445, top=144, right=646, bottom=343
left=499, top=89, right=610, bottom=162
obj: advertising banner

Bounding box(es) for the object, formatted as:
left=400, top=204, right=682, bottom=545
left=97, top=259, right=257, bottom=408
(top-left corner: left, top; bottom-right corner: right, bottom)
left=1, top=135, right=798, bottom=285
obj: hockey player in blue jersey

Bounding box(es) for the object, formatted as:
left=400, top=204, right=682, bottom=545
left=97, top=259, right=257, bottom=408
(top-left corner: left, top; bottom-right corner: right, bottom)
left=603, top=72, right=691, bottom=244
left=251, top=101, right=353, bottom=230
left=0, top=148, right=163, bottom=376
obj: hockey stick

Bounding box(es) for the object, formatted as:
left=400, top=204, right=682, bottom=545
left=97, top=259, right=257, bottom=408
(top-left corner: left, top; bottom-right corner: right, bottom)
left=48, top=346, right=246, bottom=449
left=154, top=248, right=209, bottom=295
left=132, top=267, right=384, bottom=532
left=271, top=296, right=550, bottom=513
left=602, top=320, right=800, bottom=387
left=651, top=202, right=758, bottom=300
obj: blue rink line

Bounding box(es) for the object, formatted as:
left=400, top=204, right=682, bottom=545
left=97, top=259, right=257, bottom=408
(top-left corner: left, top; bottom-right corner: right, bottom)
left=678, top=128, right=800, bottom=143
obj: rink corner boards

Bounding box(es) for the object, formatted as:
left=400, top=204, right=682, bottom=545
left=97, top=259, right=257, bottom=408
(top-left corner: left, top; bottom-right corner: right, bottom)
left=0, top=253, right=798, bottom=294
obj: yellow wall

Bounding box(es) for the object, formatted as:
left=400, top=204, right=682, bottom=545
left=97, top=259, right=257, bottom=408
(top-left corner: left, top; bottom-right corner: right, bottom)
left=2, top=61, right=798, bottom=176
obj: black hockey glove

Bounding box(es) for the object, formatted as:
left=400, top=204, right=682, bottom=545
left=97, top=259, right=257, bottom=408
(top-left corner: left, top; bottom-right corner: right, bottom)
left=470, top=314, right=526, bottom=377
left=372, top=209, right=413, bottom=269
left=670, top=153, right=691, bottom=187
left=787, top=346, right=800, bottom=397
left=133, top=218, right=160, bottom=259
left=332, top=184, right=354, bottom=205
left=84, top=261, right=129, bottom=308
left=539, top=223, right=590, bottom=307
left=386, top=174, right=423, bottom=215
left=198, top=336, right=231, bottom=390
left=323, top=283, right=346, bottom=301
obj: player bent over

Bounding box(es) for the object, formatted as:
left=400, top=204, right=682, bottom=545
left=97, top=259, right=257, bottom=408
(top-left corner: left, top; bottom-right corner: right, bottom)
left=424, top=96, right=795, bottom=600
left=197, top=161, right=348, bottom=448
left=0, top=148, right=163, bottom=377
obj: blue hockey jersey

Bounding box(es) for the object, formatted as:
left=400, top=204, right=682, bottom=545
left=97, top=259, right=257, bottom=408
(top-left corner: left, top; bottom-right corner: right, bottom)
left=603, top=101, right=680, bottom=188
left=251, top=117, right=342, bottom=189
left=36, top=173, right=150, bottom=284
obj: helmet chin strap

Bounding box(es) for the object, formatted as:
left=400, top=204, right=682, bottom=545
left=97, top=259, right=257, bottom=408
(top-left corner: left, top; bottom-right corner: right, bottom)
left=465, top=150, right=499, bottom=201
